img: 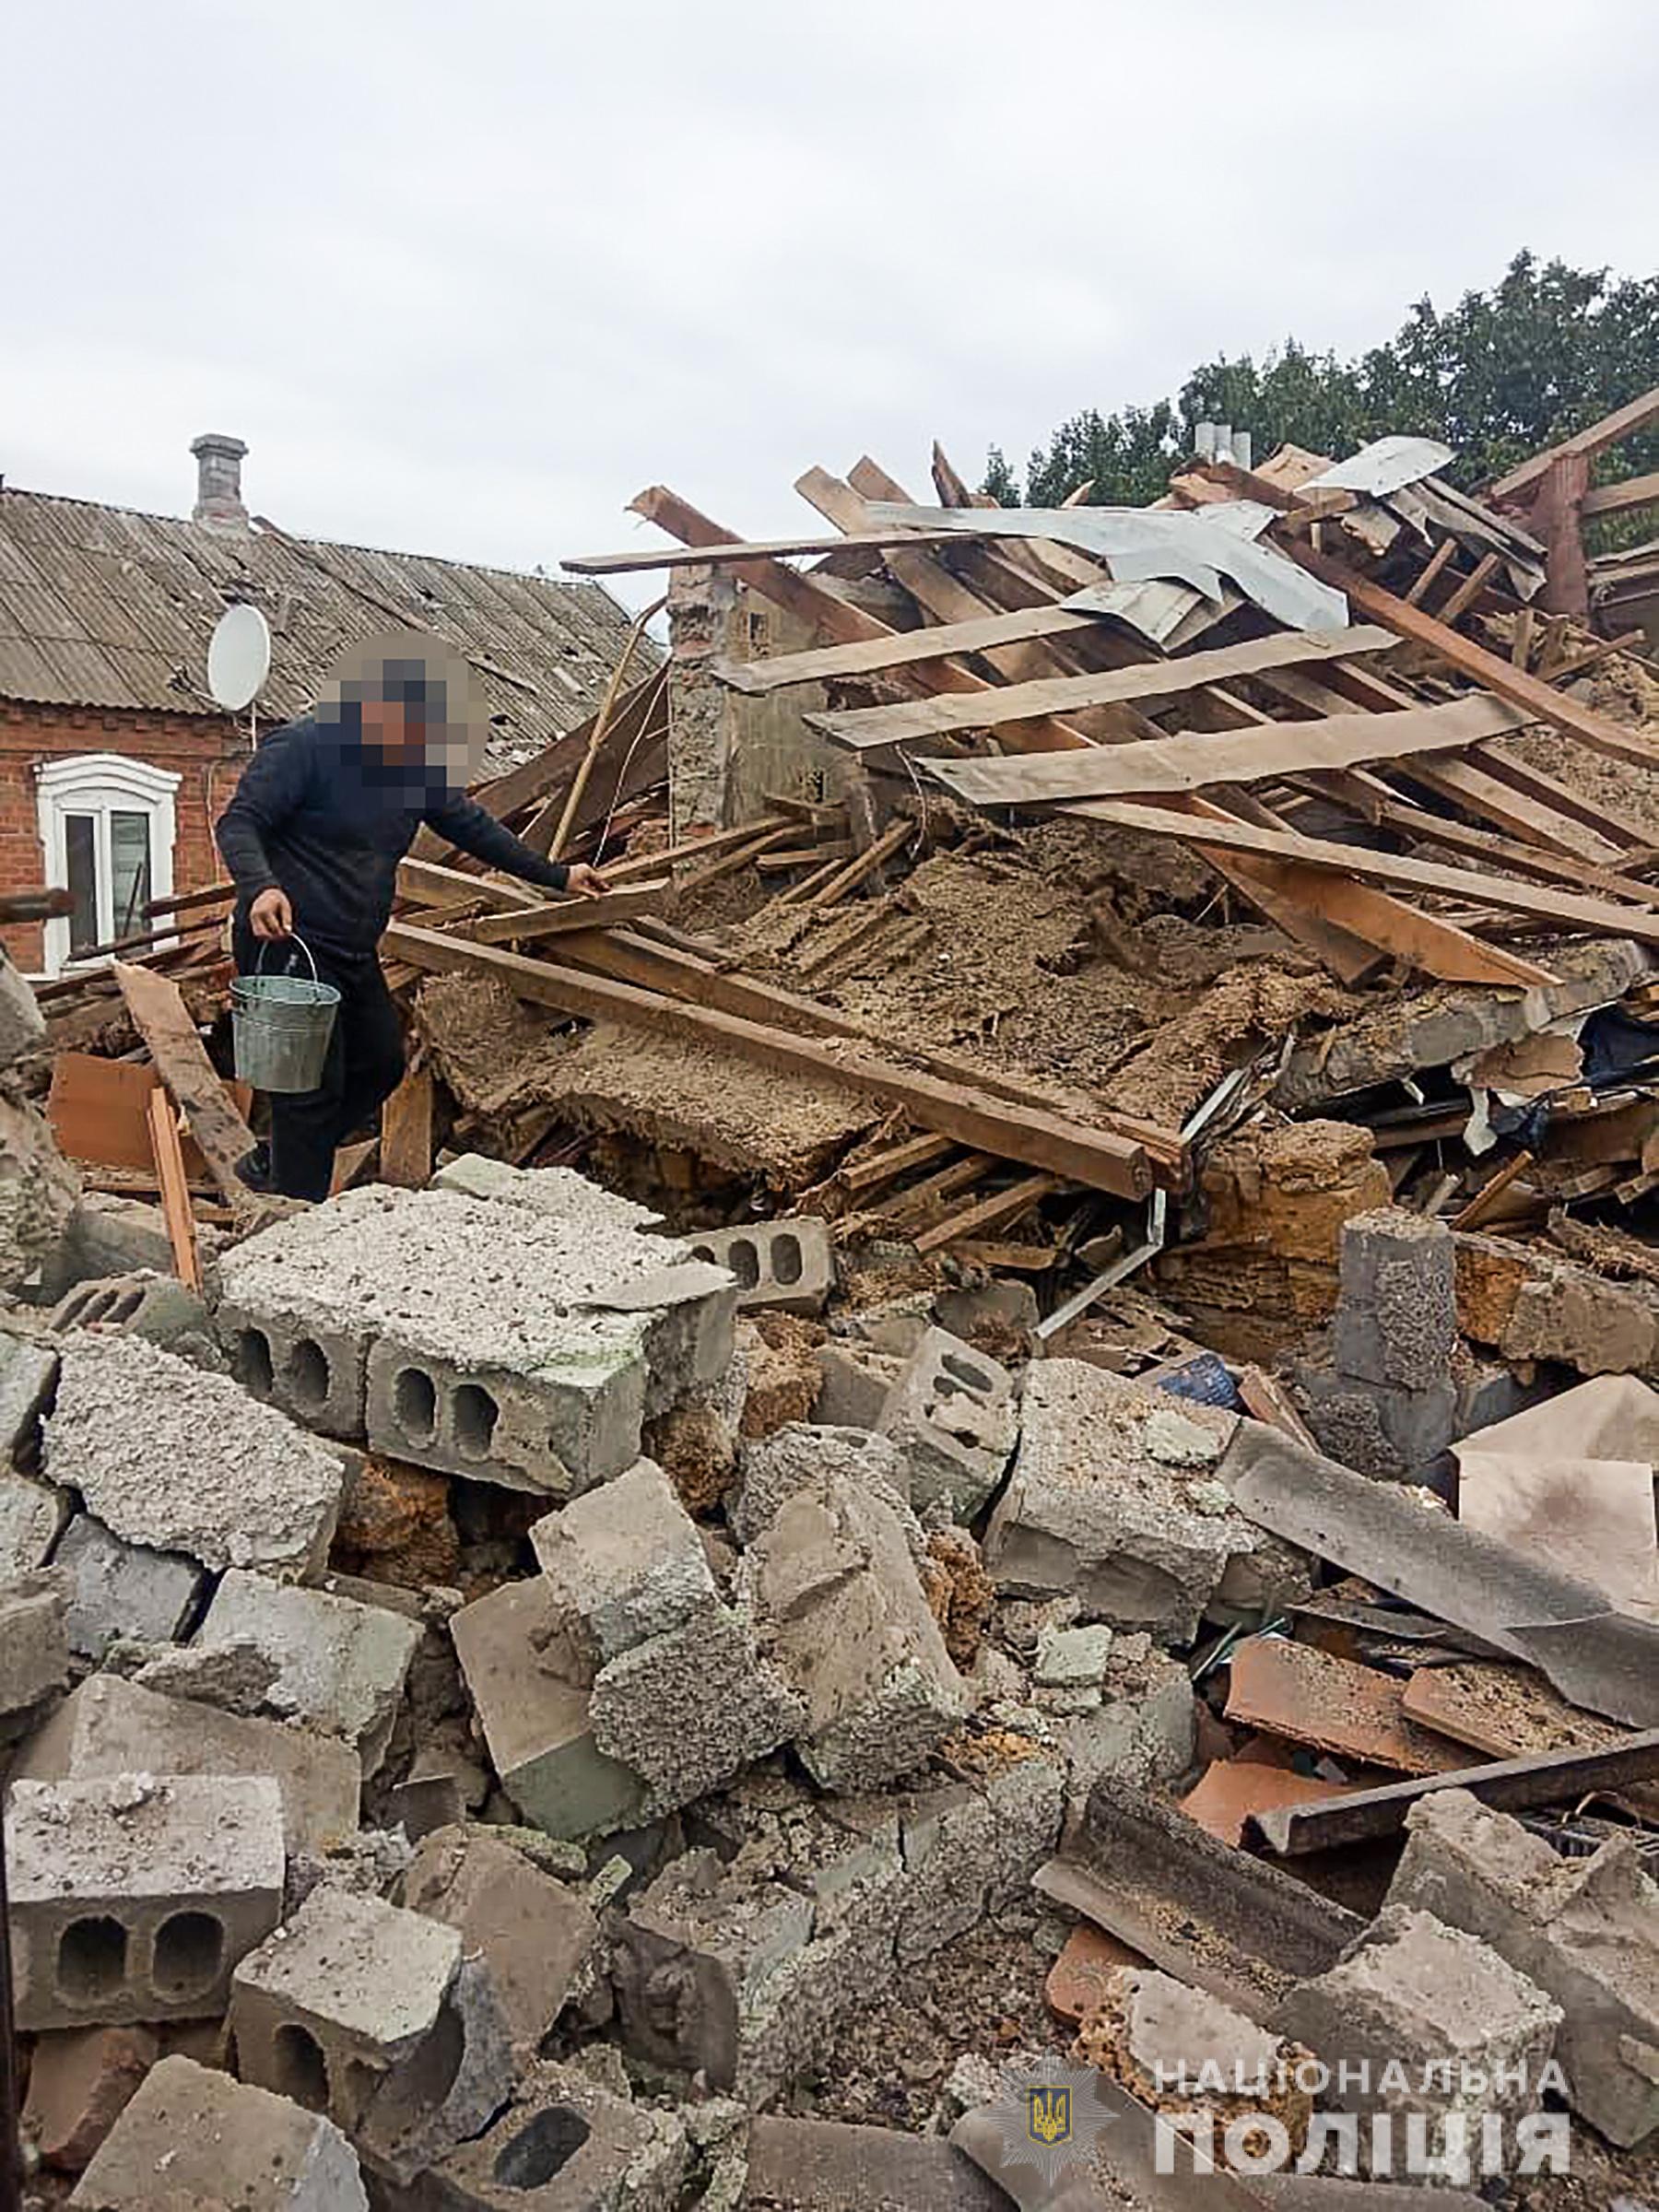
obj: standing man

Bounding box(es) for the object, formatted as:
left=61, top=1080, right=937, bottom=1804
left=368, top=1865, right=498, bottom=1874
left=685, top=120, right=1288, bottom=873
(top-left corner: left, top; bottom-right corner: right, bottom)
left=216, top=636, right=603, bottom=1201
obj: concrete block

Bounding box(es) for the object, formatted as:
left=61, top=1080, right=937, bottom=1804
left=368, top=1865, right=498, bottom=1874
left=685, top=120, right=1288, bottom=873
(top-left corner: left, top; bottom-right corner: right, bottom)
left=69, top=2053, right=368, bottom=2210
left=888, top=1756, right=1065, bottom=1965
left=588, top=1599, right=808, bottom=1819
left=982, top=1360, right=1266, bottom=1642
left=11, top=1674, right=361, bottom=1855
left=1297, top=1367, right=1457, bottom=1481
left=45, top=1332, right=346, bottom=1580
left=0, top=1327, right=57, bottom=1456
left=0, top=1090, right=79, bottom=1297
left=876, top=1326, right=1018, bottom=1522
left=54, top=1514, right=204, bottom=1664
left=451, top=1577, right=642, bottom=1841
left=812, top=1341, right=897, bottom=1431
left=51, top=1272, right=221, bottom=1369
left=0, top=1569, right=68, bottom=1715
left=38, top=1194, right=182, bottom=1305
left=393, top=2061, right=687, bottom=2212
left=0, top=948, right=45, bottom=1063
left=402, top=1824, right=598, bottom=2050
left=1332, top=1206, right=1456, bottom=1392
left=1275, top=1905, right=1561, bottom=2172
left=0, top=1466, right=68, bottom=1576
left=743, top=2117, right=1011, bottom=2209
left=1034, top=1623, right=1112, bottom=1691
left=359, top=1948, right=520, bottom=2187
left=1058, top=1639, right=1197, bottom=1801
left=530, top=1457, right=715, bottom=1673
left=22, top=2022, right=158, bottom=2173
left=8, top=1774, right=284, bottom=2030
left=729, top=1422, right=909, bottom=1545
left=687, top=1217, right=833, bottom=1315
left=744, top=1463, right=967, bottom=1793
left=1389, top=1787, right=1659, bottom=2147
left=194, top=1568, right=422, bottom=1776
left=218, top=1294, right=368, bottom=1439
left=231, top=1886, right=462, bottom=2134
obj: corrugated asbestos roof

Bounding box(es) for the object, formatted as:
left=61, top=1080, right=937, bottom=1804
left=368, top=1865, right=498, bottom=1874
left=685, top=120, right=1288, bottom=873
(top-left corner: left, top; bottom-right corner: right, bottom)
left=0, top=488, right=657, bottom=774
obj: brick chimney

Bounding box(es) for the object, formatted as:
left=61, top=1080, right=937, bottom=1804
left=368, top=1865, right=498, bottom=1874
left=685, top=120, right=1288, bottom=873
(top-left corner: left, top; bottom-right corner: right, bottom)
left=190, top=433, right=249, bottom=532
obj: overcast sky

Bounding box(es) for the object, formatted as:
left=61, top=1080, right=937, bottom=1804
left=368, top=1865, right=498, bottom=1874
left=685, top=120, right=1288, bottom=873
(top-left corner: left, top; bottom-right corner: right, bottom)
left=6, top=0, right=1656, bottom=612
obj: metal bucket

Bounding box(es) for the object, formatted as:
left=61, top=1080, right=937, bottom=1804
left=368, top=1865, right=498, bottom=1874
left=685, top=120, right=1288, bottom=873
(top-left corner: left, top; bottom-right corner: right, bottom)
left=230, top=935, right=341, bottom=1094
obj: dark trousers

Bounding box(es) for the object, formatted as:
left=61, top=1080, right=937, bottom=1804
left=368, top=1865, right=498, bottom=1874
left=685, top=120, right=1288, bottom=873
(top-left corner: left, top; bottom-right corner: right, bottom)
left=234, top=927, right=406, bottom=1202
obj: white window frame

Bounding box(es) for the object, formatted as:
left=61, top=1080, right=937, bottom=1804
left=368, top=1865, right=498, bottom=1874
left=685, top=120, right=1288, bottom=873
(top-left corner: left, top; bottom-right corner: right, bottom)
left=35, top=753, right=180, bottom=978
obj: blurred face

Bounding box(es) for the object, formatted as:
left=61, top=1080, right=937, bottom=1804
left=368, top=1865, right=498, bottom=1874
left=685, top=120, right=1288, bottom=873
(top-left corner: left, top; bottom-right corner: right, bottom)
left=358, top=694, right=427, bottom=761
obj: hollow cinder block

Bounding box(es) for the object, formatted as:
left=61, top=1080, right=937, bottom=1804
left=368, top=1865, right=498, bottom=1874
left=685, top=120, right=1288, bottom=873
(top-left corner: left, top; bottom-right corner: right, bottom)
left=685, top=1218, right=833, bottom=1316
left=218, top=1299, right=368, bottom=1441
left=8, top=1774, right=285, bottom=2030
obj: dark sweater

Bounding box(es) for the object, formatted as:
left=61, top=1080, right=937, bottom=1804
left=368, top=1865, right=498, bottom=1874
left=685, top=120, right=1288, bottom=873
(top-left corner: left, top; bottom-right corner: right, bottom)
left=215, top=713, right=570, bottom=963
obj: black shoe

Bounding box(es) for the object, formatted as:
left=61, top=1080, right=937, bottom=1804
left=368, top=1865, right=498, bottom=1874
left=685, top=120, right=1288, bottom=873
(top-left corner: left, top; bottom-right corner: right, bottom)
left=235, top=1143, right=273, bottom=1194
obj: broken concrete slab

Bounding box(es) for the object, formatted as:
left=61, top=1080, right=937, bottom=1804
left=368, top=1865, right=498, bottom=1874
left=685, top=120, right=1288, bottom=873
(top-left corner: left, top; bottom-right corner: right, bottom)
left=1275, top=1906, right=1562, bottom=2176
left=11, top=1673, right=360, bottom=1855
left=51, top=1272, right=222, bottom=1370
left=401, top=1823, right=597, bottom=2050
left=743, top=2116, right=1011, bottom=2209
left=743, top=1462, right=965, bottom=1792
left=1295, top=1361, right=1457, bottom=1483
left=686, top=1216, right=833, bottom=1314
left=8, top=1773, right=284, bottom=2030
left=0, top=1465, right=67, bottom=1578
left=729, top=1421, right=910, bottom=1543
left=530, top=1455, right=716, bottom=1673
left=69, top=2053, right=368, bottom=2210
left=875, top=1325, right=1018, bottom=1522
left=0, top=1326, right=57, bottom=1455
left=54, top=1514, right=204, bottom=1665
left=22, top=2021, right=157, bottom=2174
left=451, top=1574, right=643, bottom=1841
left=231, top=1884, right=462, bottom=2134
left=1388, top=1786, right=1659, bottom=2147
left=983, top=1360, right=1288, bottom=1643
left=45, top=1332, right=346, bottom=1579
left=194, top=1568, right=422, bottom=1775
left=0, top=1568, right=68, bottom=1717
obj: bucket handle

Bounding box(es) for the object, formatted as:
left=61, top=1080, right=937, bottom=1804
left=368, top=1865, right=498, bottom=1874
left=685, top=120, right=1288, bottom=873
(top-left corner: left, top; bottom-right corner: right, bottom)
left=253, top=933, right=321, bottom=986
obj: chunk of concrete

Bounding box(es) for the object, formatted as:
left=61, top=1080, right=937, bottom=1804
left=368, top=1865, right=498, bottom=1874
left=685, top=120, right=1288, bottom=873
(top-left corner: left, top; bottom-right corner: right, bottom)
left=194, top=1568, right=422, bottom=1775
left=812, top=1341, right=899, bottom=1431
left=0, top=1466, right=69, bottom=1577
left=729, top=1422, right=909, bottom=1545
left=451, top=1576, right=642, bottom=1841
left=0, top=950, right=45, bottom=1063
left=0, top=1326, right=57, bottom=1455
left=982, top=1359, right=1268, bottom=1642
left=8, top=1773, right=284, bottom=2030
left=394, top=2060, right=687, bottom=2212
left=69, top=2053, right=368, bottom=2210
left=1388, top=1786, right=1659, bottom=2147
left=401, top=1824, right=597, bottom=2050
left=359, top=1948, right=520, bottom=2187
left=0, top=1569, right=68, bottom=1716
left=530, top=1457, right=716, bottom=1673
left=1274, top=1905, right=1562, bottom=2173
left=744, top=1463, right=967, bottom=1792
left=743, top=2117, right=1011, bottom=2209
left=876, top=1326, right=1018, bottom=1522
left=0, top=1090, right=79, bottom=1297
left=1332, top=1207, right=1456, bottom=1393
left=231, top=1885, right=462, bottom=2133
left=51, top=1273, right=221, bottom=1368
left=686, top=1216, right=833, bottom=1315
left=54, top=1514, right=204, bottom=1665
left=45, top=1333, right=345, bottom=1579
left=588, top=1600, right=808, bottom=1818
left=1058, top=1637, right=1197, bottom=1803
left=10, top=1674, right=360, bottom=1855
left=22, top=2022, right=158, bottom=2174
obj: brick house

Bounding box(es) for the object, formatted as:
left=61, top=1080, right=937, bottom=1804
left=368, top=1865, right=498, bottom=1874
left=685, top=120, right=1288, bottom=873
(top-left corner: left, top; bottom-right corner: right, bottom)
left=0, top=435, right=644, bottom=975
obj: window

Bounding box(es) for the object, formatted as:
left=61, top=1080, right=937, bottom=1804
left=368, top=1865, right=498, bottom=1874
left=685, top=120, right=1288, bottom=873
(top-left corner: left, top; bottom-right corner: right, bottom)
left=36, top=754, right=180, bottom=977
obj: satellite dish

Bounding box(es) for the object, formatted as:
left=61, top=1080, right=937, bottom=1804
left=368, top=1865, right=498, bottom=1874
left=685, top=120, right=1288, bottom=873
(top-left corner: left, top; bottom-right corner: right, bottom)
left=207, top=603, right=271, bottom=712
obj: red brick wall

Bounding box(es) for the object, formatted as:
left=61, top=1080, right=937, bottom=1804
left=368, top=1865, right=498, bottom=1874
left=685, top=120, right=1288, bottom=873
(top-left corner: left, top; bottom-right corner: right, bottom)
left=0, top=703, right=252, bottom=972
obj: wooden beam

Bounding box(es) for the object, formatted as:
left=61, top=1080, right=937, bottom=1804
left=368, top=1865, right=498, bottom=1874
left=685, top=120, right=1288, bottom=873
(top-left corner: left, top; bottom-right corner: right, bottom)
left=1432, top=548, right=1504, bottom=629
left=112, top=961, right=269, bottom=1228
left=805, top=626, right=1400, bottom=749
left=1297, top=554, right=1659, bottom=771
left=1365, top=794, right=1659, bottom=906
left=384, top=924, right=1155, bottom=1197
left=1488, top=387, right=1659, bottom=502
left=924, top=695, right=1528, bottom=807
left=397, top=858, right=541, bottom=912
left=1059, top=803, right=1659, bottom=947
left=1403, top=535, right=1459, bottom=607
left=913, top=1174, right=1057, bottom=1253
left=378, top=1065, right=434, bottom=1189
left=710, top=602, right=1108, bottom=694
left=465, top=881, right=670, bottom=946
left=563, top=523, right=993, bottom=575
left=1581, top=469, right=1659, bottom=520
left=146, top=1088, right=202, bottom=1291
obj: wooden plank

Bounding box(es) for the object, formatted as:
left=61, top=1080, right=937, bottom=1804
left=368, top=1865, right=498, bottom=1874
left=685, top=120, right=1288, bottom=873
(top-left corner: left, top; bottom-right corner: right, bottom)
left=378, top=1065, right=434, bottom=1189
left=924, top=695, right=1528, bottom=807
left=913, top=1173, right=1057, bottom=1253
left=1488, top=387, right=1659, bottom=501
left=1059, top=799, right=1659, bottom=947
left=112, top=961, right=269, bottom=1227
left=1452, top=1151, right=1536, bottom=1231
left=711, top=602, right=1107, bottom=694
left=1433, top=548, right=1504, bottom=629
left=1403, top=535, right=1459, bottom=607
left=1404, top=758, right=1624, bottom=863
left=1367, top=795, right=1658, bottom=906
left=1581, top=468, right=1659, bottom=520
left=755, top=842, right=854, bottom=872
left=806, top=626, right=1400, bottom=749
left=396, top=858, right=541, bottom=913
left=49, top=1052, right=253, bottom=1179
left=1303, top=553, right=1659, bottom=771
left=465, top=881, right=670, bottom=947
left=146, top=1088, right=202, bottom=1292
left=601, top=814, right=793, bottom=883
left=797, top=820, right=912, bottom=912
left=837, top=1132, right=956, bottom=1194
left=562, top=524, right=993, bottom=575
left=383, top=924, right=1155, bottom=1198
